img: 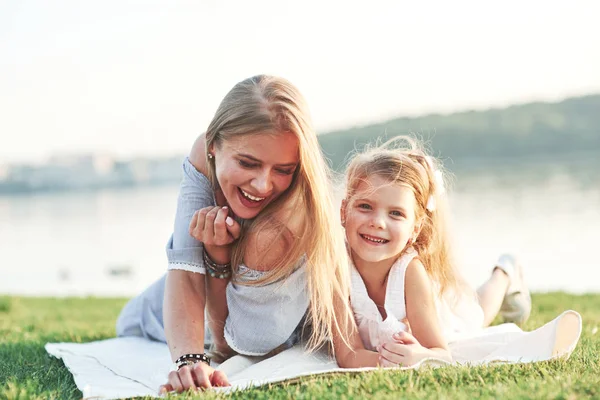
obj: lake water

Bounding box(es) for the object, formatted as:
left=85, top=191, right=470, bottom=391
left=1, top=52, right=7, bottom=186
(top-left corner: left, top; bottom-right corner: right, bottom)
left=1, top=157, right=599, bottom=296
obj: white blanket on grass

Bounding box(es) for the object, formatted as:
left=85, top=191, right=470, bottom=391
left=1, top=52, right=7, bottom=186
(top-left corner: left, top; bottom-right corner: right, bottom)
left=45, top=310, right=582, bottom=400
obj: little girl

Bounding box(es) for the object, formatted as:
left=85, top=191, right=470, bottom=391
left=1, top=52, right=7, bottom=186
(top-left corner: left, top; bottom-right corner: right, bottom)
left=334, top=136, right=577, bottom=368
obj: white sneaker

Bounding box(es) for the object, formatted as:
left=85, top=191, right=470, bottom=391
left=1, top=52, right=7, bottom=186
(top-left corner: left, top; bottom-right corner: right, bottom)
left=494, top=254, right=531, bottom=326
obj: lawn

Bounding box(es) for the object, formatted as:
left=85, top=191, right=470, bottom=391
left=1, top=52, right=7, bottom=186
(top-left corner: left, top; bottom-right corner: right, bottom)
left=1, top=293, right=599, bottom=399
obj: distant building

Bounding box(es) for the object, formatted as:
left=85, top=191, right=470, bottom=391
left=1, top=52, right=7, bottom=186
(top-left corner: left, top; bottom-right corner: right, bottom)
left=0, top=153, right=184, bottom=194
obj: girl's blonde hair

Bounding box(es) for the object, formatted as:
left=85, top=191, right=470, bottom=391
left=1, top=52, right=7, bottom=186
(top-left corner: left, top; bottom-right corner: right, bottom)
left=205, top=75, right=352, bottom=352
left=345, top=136, right=469, bottom=298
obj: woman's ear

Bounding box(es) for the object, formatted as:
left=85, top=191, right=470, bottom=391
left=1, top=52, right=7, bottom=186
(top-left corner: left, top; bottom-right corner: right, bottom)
left=340, top=199, right=347, bottom=227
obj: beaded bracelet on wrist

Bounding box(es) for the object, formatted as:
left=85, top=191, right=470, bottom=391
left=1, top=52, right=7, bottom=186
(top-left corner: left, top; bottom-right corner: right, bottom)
left=203, top=248, right=232, bottom=279
left=175, top=353, right=211, bottom=370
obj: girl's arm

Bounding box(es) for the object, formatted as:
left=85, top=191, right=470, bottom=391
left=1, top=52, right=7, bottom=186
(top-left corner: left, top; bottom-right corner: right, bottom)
left=332, top=296, right=380, bottom=368
left=379, top=258, right=451, bottom=367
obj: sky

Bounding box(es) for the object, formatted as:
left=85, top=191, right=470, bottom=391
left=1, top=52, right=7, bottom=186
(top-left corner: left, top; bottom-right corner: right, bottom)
left=1, top=0, right=599, bottom=164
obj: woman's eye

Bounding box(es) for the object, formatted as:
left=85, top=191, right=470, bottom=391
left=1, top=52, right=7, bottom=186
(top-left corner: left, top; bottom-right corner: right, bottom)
left=276, top=168, right=295, bottom=176
left=239, top=160, right=258, bottom=169
left=357, top=203, right=372, bottom=210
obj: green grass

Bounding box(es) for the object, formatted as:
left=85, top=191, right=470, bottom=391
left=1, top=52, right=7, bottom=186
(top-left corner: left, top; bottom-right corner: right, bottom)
left=1, top=294, right=599, bottom=399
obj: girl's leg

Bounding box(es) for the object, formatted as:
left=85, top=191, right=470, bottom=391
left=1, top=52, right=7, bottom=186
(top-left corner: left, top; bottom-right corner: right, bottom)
left=477, top=269, right=510, bottom=327
left=476, top=254, right=531, bottom=327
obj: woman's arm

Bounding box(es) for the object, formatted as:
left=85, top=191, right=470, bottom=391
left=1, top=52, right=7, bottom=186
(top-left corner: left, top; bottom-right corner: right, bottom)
left=379, top=259, right=451, bottom=367
left=160, top=135, right=236, bottom=392
left=164, top=270, right=207, bottom=360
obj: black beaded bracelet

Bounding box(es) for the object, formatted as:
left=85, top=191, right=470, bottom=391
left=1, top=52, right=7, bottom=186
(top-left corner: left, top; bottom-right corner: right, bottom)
left=175, top=353, right=211, bottom=369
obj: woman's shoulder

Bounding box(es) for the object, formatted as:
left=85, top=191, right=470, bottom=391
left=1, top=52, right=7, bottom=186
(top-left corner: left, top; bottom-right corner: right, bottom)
left=189, top=133, right=209, bottom=176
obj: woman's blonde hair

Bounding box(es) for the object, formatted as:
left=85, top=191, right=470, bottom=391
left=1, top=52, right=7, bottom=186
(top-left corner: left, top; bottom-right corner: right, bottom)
left=205, top=75, right=352, bottom=352
left=344, top=136, right=470, bottom=298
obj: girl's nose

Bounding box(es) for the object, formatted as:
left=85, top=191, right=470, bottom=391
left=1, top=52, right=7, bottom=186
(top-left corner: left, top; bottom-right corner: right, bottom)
left=369, top=212, right=386, bottom=229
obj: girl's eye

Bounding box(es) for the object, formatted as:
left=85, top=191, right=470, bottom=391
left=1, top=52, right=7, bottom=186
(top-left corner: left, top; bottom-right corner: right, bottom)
left=239, top=160, right=258, bottom=169
left=357, top=203, right=372, bottom=210
left=390, top=210, right=404, bottom=218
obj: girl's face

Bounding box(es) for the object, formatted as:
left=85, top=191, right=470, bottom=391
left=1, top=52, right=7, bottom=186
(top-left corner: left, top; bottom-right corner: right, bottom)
left=211, top=131, right=299, bottom=220
left=343, top=175, right=420, bottom=266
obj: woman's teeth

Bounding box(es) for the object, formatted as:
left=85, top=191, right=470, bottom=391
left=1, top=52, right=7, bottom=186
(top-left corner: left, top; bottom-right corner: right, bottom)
left=361, top=234, right=388, bottom=244
left=241, top=188, right=265, bottom=202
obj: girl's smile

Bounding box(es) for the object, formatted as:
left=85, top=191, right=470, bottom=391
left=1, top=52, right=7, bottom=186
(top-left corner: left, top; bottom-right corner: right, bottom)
left=344, top=175, right=420, bottom=267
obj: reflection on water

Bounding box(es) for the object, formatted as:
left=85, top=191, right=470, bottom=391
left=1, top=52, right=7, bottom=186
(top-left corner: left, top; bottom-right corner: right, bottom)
left=1, top=157, right=599, bottom=296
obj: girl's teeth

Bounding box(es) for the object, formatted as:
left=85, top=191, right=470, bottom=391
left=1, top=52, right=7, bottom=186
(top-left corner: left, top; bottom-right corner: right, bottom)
left=362, top=234, right=386, bottom=243
left=241, top=189, right=265, bottom=202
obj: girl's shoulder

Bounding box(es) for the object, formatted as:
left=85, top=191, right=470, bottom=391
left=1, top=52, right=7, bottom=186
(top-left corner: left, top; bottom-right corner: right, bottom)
left=404, top=256, right=435, bottom=299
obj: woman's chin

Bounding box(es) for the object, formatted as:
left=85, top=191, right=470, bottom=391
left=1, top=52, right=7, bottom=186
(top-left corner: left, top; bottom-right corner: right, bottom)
left=229, top=202, right=262, bottom=220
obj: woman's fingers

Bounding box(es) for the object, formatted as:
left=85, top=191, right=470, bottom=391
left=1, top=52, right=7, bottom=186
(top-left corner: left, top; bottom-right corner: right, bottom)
left=213, top=207, right=229, bottom=244
left=190, top=205, right=239, bottom=245
left=158, top=383, right=173, bottom=395
left=203, top=207, right=219, bottom=244
left=167, top=371, right=184, bottom=393
left=191, top=363, right=213, bottom=389
left=225, top=216, right=241, bottom=240
left=177, top=365, right=197, bottom=392
left=211, top=370, right=231, bottom=387
left=189, top=208, right=210, bottom=241
left=189, top=210, right=199, bottom=232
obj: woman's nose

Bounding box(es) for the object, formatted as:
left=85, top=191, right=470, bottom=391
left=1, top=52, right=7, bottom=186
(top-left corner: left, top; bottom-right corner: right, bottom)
left=250, top=170, right=273, bottom=195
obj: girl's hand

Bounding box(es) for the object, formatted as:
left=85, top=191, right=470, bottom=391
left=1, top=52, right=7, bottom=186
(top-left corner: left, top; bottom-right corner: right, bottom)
left=378, top=331, right=427, bottom=367
left=158, top=362, right=230, bottom=394
left=189, top=206, right=241, bottom=247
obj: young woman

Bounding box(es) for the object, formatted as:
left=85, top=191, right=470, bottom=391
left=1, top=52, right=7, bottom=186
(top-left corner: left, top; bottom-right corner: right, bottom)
left=115, top=75, right=353, bottom=393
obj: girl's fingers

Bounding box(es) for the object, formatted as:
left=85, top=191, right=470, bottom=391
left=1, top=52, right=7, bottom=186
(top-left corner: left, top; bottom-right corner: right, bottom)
left=393, top=331, right=418, bottom=345
left=378, top=357, right=397, bottom=368
left=379, top=344, right=406, bottom=365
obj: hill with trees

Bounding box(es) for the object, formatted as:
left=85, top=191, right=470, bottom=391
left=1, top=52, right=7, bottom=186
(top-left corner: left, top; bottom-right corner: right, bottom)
left=318, top=94, right=600, bottom=170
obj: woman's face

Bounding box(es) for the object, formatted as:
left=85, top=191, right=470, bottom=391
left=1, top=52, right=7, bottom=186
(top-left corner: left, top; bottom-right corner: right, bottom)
left=211, top=131, right=300, bottom=220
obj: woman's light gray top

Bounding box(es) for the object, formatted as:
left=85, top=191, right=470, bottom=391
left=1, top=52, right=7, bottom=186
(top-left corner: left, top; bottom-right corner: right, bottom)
left=116, top=158, right=309, bottom=356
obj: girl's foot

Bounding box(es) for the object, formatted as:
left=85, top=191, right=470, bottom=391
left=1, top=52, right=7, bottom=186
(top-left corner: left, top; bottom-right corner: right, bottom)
left=494, top=254, right=532, bottom=326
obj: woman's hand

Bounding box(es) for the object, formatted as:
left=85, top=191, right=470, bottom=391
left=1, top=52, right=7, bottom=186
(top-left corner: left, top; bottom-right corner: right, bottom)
left=189, top=206, right=241, bottom=247
left=377, top=331, right=428, bottom=367
left=158, top=362, right=230, bottom=394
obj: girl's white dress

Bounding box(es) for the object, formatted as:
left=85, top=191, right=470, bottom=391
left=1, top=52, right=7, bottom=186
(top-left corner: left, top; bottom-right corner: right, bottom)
left=350, top=249, right=582, bottom=365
